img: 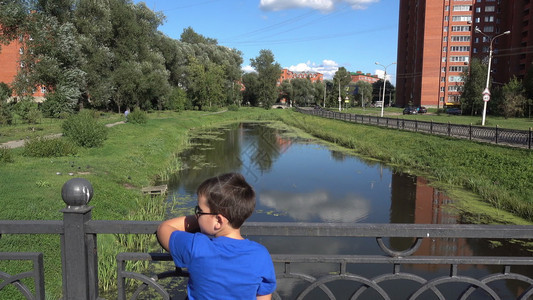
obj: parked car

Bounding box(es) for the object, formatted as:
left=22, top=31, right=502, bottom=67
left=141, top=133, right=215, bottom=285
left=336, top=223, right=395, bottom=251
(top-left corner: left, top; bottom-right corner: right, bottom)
left=403, top=107, right=418, bottom=115
left=446, top=107, right=462, bottom=115
left=417, top=106, right=427, bottom=113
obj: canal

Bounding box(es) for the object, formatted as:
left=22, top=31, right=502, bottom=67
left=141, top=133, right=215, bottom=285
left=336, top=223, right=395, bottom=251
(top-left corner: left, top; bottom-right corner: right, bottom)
left=162, top=122, right=530, bottom=299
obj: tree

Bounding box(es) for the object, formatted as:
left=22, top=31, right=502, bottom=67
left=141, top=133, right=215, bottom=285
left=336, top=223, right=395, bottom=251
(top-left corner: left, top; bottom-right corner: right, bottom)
left=460, top=58, right=487, bottom=116
left=180, top=26, right=217, bottom=45
left=333, top=67, right=352, bottom=107
left=313, top=81, right=325, bottom=107
left=278, top=80, right=293, bottom=105
left=523, top=63, right=533, bottom=118
left=242, top=72, right=259, bottom=106
left=250, top=50, right=281, bottom=109
left=500, top=77, right=527, bottom=118
left=353, top=81, right=373, bottom=107
left=291, top=78, right=314, bottom=106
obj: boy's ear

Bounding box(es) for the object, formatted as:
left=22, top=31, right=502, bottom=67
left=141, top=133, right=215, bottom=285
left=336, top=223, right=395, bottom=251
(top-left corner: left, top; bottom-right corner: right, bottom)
left=214, top=214, right=225, bottom=230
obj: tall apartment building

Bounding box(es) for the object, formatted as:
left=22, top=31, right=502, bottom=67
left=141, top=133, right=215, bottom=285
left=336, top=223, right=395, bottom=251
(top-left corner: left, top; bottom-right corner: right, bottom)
left=396, top=0, right=532, bottom=108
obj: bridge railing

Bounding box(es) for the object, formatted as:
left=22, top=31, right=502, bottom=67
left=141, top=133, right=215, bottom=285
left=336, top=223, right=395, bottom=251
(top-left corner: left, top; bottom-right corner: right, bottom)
left=1, top=178, right=533, bottom=299
left=296, top=107, right=533, bottom=149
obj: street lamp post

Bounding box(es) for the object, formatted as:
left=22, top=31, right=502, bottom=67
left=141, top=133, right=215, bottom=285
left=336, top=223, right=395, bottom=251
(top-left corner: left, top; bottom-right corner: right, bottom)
left=475, top=27, right=510, bottom=126
left=375, top=62, right=396, bottom=117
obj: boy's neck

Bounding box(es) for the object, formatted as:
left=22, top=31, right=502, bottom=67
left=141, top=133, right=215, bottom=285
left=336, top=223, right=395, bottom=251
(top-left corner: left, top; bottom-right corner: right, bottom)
left=215, top=227, right=244, bottom=240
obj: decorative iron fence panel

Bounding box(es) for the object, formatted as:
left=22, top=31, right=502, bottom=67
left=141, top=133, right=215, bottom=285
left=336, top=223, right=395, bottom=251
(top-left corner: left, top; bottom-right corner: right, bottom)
left=2, top=175, right=533, bottom=300
left=297, top=108, right=532, bottom=149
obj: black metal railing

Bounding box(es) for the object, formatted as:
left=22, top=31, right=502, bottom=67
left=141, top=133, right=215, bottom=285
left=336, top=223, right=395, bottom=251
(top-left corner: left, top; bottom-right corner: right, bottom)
left=1, top=179, right=533, bottom=299
left=296, top=108, right=533, bottom=149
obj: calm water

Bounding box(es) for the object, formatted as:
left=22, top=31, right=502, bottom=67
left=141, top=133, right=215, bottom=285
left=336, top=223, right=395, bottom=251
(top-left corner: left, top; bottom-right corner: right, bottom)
left=163, top=122, right=530, bottom=299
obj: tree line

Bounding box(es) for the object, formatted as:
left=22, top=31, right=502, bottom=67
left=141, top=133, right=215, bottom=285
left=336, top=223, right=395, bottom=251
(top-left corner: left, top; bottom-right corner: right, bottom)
left=0, top=0, right=396, bottom=124
left=460, top=58, right=533, bottom=118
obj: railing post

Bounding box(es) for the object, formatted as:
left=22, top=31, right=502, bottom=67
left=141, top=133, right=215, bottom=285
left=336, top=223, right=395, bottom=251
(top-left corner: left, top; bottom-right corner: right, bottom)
left=60, top=178, right=99, bottom=300
left=495, top=125, right=499, bottom=144
left=528, top=127, right=533, bottom=149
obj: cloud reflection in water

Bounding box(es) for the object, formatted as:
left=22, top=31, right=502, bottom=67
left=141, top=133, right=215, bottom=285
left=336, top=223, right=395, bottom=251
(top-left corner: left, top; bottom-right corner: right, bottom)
left=259, top=189, right=370, bottom=223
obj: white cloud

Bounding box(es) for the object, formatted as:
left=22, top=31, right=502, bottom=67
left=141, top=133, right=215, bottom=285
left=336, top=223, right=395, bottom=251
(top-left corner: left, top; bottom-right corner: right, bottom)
left=374, top=69, right=391, bottom=81
left=287, top=59, right=339, bottom=79
left=260, top=0, right=379, bottom=12
left=242, top=65, right=256, bottom=73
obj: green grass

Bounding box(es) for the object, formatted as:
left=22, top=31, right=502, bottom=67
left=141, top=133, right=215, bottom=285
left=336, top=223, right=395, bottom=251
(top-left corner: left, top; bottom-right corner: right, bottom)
left=0, top=111, right=124, bottom=144
left=0, top=108, right=283, bottom=299
left=279, top=109, right=533, bottom=223
left=1, top=107, right=532, bottom=298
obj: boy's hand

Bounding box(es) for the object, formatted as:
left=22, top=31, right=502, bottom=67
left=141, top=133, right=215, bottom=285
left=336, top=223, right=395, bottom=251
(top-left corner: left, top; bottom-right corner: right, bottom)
left=157, top=215, right=199, bottom=251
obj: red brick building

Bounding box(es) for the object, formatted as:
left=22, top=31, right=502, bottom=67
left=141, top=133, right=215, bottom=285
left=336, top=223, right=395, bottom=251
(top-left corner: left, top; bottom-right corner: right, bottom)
left=396, top=0, right=532, bottom=108
left=277, top=69, right=323, bottom=85
left=0, top=36, right=47, bottom=100
left=350, top=71, right=380, bottom=84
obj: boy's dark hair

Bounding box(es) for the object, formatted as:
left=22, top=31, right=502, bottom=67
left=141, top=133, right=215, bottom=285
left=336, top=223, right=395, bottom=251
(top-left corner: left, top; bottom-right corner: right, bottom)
left=197, top=173, right=255, bottom=228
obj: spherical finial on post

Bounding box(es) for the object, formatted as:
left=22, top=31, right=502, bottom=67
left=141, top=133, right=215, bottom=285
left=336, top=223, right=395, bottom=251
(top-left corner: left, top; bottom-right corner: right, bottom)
left=61, top=178, right=93, bottom=207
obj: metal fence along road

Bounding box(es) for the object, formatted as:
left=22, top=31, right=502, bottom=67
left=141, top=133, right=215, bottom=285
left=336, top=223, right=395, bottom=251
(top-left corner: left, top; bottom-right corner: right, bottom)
left=296, top=108, right=533, bottom=149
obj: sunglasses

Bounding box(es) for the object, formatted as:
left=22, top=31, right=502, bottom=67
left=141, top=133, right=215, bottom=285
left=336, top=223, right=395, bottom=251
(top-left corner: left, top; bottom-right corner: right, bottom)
left=194, top=205, right=218, bottom=218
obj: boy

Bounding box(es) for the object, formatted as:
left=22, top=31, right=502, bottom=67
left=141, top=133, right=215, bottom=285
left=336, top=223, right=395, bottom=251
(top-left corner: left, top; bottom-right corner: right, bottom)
left=157, top=173, right=276, bottom=299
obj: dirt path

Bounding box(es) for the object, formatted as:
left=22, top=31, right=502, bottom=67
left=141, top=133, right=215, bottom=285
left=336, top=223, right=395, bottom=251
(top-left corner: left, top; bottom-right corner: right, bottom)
left=0, top=121, right=125, bottom=149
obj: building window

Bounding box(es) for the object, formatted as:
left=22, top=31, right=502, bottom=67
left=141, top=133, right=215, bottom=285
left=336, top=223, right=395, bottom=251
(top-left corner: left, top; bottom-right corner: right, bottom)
left=453, top=5, right=472, bottom=11
left=483, top=26, right=494, bottom=32
left=442, top=57, right=447, bottom=62
left=443, top=36, right=448, bottom=42
left=484, top=16, right=494, bottom=22
left=450, top=46, right=470, bottom=52
left=441, top=77, right=446, bottom=82
left=444, top=16, right=449, bottom=22
left=473, top=48, right=478, bottom=53
left=475, top=7, right=481, bottom=13
left=475, top=17, right=480, bottom=23
left=485, top=6, right=495, bottom=12
left=449, top=66, right=468, bottom=72
left=442, top=67, right=446, bottom=72
left=443, top=46, right=447, bottom=52
left=441, top=87, right=445, bottom=92
left=444, top=26, right=448, bottom=32
left=445, top=5, right=449, bottom=11
left=448, top=85, right=462, bottom=91
left=452, top=15, right=472, bottom=22
left=449, top=76, right=463, bottom=82
left=451, top=36, right=470, bottom=42
left=450, top=56, right=469, bottom=62
left=452, top=26, right=471, bottom=32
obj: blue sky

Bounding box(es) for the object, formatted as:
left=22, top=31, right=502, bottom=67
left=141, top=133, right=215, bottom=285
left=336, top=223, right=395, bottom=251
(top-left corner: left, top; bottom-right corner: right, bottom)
left=133, top=0, right=399, bottom=81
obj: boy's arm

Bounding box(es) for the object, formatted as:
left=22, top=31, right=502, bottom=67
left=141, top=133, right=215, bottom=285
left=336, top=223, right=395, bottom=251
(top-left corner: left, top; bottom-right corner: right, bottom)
left=257, top=294, right=272, bottom=300
left=157, top=215, right=199, bottom=252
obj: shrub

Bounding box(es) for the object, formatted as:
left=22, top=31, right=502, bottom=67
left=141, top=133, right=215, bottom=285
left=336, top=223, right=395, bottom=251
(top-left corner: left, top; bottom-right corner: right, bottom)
left=22, top=136, right=78, bottom=157
left=0, top=146, right=14, bottom=163
left=127, top=109, right=147, bottom=124
left=228, top=104, right=239, bottom=111
left=62, top=110, right=108, bottom=148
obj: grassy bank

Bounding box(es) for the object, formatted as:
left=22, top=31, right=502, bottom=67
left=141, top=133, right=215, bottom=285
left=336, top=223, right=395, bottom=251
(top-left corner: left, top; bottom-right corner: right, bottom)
left=1, top=107, right=532, bottom=298
left=278, top=109, right=533, bottom=224
left=0, top=108, right=280, bottom=299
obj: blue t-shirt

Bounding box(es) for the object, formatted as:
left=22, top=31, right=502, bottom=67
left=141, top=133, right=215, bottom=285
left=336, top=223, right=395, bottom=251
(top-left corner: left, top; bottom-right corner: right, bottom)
left=169, top=231, right=276, bottom=299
